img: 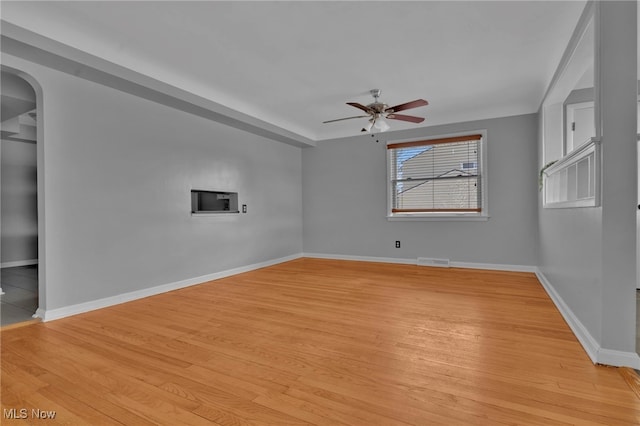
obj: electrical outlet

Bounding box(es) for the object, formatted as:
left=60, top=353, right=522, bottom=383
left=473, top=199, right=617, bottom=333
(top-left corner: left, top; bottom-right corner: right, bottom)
left=395, top=240, right=401, bottom=248
left=242, top=204, right=247, bottom=213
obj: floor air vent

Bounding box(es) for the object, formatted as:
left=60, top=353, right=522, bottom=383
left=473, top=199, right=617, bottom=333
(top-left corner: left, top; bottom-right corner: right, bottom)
left=417, top=257, right=451, bottom=268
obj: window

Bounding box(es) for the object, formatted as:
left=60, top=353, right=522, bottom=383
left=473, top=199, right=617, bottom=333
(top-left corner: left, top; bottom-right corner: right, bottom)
left=387, top=133, right=486, bottom=219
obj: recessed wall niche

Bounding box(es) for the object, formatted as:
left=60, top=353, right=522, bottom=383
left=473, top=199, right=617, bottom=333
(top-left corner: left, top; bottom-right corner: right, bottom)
left=191, top=190, right=239, bottom=214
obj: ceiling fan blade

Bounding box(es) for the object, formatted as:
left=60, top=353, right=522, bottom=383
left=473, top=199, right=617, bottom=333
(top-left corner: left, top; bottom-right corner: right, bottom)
left=323, top=115, right=370, bottom=124
left=346, top=102, right=375, bottom=114
left=385, top=99, right=428, bottom=113
left=386, top=113, right=425, bottom=123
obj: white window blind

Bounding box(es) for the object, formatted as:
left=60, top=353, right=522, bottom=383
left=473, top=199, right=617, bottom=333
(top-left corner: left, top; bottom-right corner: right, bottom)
left=388, top=134, right=483, bottom=213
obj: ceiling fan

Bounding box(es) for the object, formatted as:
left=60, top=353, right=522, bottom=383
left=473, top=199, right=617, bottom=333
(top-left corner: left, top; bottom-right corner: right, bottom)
left=323, top=89, right=428, bottom=133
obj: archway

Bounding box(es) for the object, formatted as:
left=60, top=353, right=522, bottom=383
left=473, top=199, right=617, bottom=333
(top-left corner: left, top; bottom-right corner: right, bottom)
left=0, top=67, right=44, bottom=326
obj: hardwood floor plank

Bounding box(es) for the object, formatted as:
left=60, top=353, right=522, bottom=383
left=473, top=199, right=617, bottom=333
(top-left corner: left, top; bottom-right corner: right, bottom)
left=252, top=390, right=357, bottom=426
left=37, top=373, right=157, bottom=426
left=283, top=383, right=421, bottom=426
left=620, top=367, right=640, bottom=400
left=2, top=258, right=639, bottom=425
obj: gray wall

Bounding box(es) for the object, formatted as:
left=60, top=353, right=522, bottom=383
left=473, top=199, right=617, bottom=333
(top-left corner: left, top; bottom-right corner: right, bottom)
left=303, top=113, right=539, bottom=267
left=538, top=1, right=637, bottom=356
left=2, top=53, right=303, bottom=312
left=1, top=139, right=38, bottom=264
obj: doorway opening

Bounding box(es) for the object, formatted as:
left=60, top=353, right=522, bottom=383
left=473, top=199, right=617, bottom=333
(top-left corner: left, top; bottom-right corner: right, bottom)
left=0, top=70, right=40, bottom=326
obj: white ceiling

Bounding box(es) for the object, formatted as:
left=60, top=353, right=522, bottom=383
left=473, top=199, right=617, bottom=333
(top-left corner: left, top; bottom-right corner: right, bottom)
left=1, top=1, right=586, bottom=142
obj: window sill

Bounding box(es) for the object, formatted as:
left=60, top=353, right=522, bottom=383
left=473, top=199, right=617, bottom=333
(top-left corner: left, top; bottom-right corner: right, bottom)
left=191, top=211, right=240, bottom=216
left=543, top=200, right=596, bottom=209
left=387, top=214, right=490, bottom=222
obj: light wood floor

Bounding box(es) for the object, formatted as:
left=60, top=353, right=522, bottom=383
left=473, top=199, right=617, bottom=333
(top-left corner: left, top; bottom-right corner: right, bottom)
left=2, top=258, right=639, bottom=425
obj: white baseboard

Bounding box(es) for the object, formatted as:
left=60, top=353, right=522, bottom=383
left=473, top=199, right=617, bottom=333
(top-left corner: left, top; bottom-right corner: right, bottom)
left=535, top=269, right=640, bottom=369
left=535, top=269, right=600, bottom=364
left=597, top=348, right=640, bottom=368
left=1, top=259, right=38, bottom=268
left=303, top=252, right=537, bottom=273
left=450, top=261, right=537, bottom=273
left=303, top=252, right=417, bottom=265
left=35, top=253, right=303, bottom=322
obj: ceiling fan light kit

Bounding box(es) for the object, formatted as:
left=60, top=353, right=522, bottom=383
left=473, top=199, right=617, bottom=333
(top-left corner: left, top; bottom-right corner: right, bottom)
left=373, top=117, right=390, bottom=132
left=323, top=89, right=428, bottom=133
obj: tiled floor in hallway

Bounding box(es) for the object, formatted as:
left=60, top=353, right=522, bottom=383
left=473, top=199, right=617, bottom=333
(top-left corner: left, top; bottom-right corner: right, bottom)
left=1, top=265, right=38, bottom=326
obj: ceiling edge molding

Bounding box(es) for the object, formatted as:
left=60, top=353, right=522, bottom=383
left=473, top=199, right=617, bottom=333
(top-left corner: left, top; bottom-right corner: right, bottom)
left=0, top=21, right=315, bottom=148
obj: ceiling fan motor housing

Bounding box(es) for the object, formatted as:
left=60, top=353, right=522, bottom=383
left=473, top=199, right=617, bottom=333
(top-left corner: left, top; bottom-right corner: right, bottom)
left=368, top=89, right=387, bottom=114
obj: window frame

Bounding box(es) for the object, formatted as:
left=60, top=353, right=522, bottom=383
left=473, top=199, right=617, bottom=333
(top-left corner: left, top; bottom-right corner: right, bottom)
left=386, top=130, right=489, bottom=221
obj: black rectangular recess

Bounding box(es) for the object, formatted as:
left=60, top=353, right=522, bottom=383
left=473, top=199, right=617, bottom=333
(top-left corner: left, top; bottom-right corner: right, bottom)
left=191, top=190, right=239, bottom=214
